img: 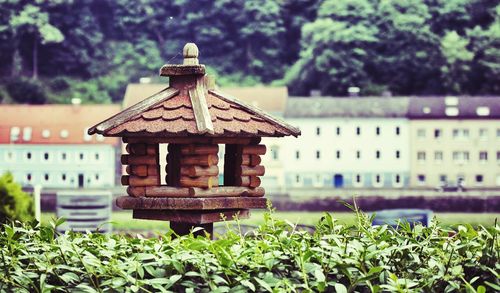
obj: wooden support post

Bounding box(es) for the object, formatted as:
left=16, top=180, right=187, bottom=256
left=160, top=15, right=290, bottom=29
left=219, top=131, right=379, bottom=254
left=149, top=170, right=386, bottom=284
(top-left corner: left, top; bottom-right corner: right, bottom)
left=170, top=222, right=213, bottom=239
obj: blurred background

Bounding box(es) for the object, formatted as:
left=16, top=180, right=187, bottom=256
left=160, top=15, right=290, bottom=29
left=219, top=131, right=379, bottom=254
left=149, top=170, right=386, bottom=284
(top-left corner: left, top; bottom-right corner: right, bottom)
left=0, top=0, right=498, bottom=233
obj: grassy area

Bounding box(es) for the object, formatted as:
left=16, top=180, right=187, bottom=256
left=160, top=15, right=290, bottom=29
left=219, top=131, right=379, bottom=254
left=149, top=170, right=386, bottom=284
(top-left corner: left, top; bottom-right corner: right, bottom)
left=41, top=211, right=499, bottom=232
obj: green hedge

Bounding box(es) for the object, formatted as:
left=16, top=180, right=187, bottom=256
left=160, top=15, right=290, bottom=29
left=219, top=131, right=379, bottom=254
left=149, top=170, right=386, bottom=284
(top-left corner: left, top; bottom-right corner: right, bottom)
left=0, top=212, right=498, bottom=292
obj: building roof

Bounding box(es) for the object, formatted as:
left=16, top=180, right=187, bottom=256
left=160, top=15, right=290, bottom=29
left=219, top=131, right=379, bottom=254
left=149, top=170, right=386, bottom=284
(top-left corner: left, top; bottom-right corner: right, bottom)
left=285, top=97, right=410, bottom=118
left=123, top=84, right=288, bottom=114
left=91, top=43, right=300, bottom=138
left=0, top=105, right=121, bottom=145
left=89, top=86, right=300, bottom=137
left=408, top=97, right=500, bottom=119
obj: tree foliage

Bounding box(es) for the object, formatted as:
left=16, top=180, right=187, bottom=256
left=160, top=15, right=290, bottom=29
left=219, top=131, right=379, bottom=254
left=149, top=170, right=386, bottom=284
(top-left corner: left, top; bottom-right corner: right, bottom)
left=0, top=172, right=34, bottom=224
left=0, top=0, right=499, bottom=101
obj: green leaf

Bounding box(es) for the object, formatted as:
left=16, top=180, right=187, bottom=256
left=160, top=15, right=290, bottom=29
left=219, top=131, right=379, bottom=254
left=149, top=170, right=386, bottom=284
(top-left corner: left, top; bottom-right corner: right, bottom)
left=334, top=283, right=347, bottom=293
left=241, top=280, right=255, bottom=292
left=254, top=277, right=273, bottom=292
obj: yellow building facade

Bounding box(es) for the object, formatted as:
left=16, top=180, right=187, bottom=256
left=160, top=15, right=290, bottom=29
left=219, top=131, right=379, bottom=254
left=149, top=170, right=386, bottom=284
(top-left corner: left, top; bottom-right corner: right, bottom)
left=409, top=97, right=500, bottom=188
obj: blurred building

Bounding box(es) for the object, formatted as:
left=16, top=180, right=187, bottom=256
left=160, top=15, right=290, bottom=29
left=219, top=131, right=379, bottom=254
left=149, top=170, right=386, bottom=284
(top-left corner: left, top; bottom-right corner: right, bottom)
left=0, top=103, right=121, bottom=188
left=282, top=97, right=410, bottom=189
left=122, top=83, right=289, bottom=193
left=408, top=97, right=500, bottom=188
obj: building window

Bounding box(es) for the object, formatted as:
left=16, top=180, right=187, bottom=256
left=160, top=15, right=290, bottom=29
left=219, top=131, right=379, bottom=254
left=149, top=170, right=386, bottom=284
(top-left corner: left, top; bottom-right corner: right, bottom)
left=26, top=152, right=32, bottom=160
left=417, top=151, right=426, bottom=162
left=434, top=151, right=443, bottom=162
left=356, top=150, right=361, bottom=159
left=453, top=151, right=469, bottom=163
left=353, top=174, right=363, bottom=187
left=497, top=151, right=500, bottom=163
left=42, top=129, right=51, bottom=138
left=271, top=146, right=279, bottom=160
left=417, top=129, right=426, bottom=138
left=479, top=151, right=488, bottom=162
left=10, top=127, right=20, bottom=141
left=316, top=150, right=321, bottom=159
left=356, top=127, right=361, bottom=136
left=294, top=174, right=302, bottom=187
left=23, top=127, right=32, bottom=141
left=61, top=153, right=67, bottom=161
left=417, top=174, right=426, bottom=185
left=497, top=129, right=500, bottom=138
left=375, top=150, right=381, bottom=159
left=44, top=174, right=49, bottom=181
left=27, top=174, right=32, bottom=182
left=395, top=150, right=400, bottom=159
left=95, top=174, right=99, bottom=181
left=79, top=153, right=84, bottom=160
left=476, top=107, right=490, bottom=116
left=62, top=174, right=66, bottom=181
left=479, top=128, right=488, bottom=140
left=44, top=152, right=49, bottom=161
left=313, top=174, right=323, bottom=187
left=5, top=151, right=14, bottom=162
left=395, top=127, right=400, bottom=135
left=475, top=175, right=483, bottom=184
left=376, top=127, right=380, bottom=135
left=439, top=174, right=447, bottom=183
left=60, top=129, right=69, bottom=138
left=373, top=174, right=383, bottom=187
left=336, top=127, right=341, bottom=136
left=95, top=153, right=100, bottom=160
left=316, top=127, right=320, bottom=136
left=295, top=151, right=300, bottom=160
left=452, top=129, right=469, bottom=139
left=336, top=150, right=341, bottom=159
left=393, top=174, right=401, bottom=185
left=434, top=129, right=442, bottom=139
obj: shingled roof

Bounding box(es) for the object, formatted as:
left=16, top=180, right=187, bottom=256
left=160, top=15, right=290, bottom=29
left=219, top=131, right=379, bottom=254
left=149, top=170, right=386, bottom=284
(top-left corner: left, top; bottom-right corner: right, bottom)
left=88, top=43, right=300, bottom=138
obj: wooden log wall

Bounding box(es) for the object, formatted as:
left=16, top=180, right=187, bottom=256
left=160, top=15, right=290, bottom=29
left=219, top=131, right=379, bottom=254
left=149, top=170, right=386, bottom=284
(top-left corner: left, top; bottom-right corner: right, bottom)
left=168, top=143, right=219, bottom=189
left=224, top=143, right=266, bottom=191
left=123, top=143, right=160, bottom=196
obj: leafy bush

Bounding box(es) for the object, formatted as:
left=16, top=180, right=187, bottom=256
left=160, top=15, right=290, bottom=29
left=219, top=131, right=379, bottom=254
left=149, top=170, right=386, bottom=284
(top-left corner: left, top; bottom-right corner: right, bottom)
left=0, top=211, right=498, bottom=292
left=5, top=77, right=47, bottom=104
left=0, top=172, right=34, bottom=224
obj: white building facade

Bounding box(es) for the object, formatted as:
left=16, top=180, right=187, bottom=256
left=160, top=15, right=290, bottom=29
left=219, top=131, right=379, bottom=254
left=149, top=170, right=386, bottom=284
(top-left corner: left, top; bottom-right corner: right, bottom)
left=0, top=105, right=121, bottom=189
left=0, top=144, right=116, bottom=188
left=281, top=98, right=410, bottom=189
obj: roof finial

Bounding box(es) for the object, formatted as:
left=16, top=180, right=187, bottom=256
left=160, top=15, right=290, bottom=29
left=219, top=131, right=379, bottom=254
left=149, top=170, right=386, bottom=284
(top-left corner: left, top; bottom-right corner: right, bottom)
left=183, top=43, right=199, bottom=65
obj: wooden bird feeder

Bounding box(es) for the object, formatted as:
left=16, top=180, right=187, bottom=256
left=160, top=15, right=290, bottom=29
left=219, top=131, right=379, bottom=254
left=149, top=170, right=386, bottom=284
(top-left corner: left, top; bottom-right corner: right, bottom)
left=88, top=43, right=300, bottom=236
